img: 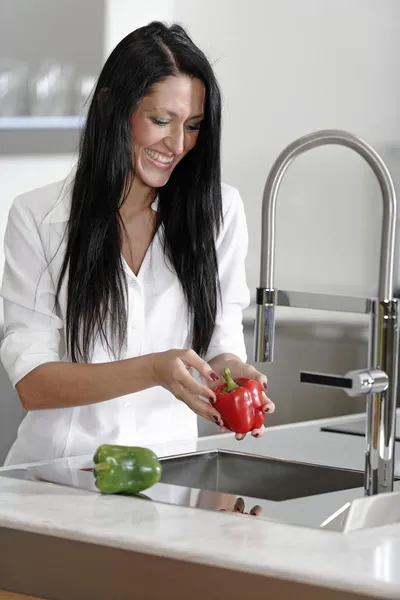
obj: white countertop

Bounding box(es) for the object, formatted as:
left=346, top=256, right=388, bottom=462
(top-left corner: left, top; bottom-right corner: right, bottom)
left=2, top=413, right=400, bottom=598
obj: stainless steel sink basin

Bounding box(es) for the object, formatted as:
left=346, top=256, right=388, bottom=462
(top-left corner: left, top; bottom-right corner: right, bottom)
left=159, top=450, right=365, bottom=501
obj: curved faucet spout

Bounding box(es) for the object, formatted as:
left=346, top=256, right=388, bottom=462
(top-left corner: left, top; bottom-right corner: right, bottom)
left=259, top=129, right=396, bottom=300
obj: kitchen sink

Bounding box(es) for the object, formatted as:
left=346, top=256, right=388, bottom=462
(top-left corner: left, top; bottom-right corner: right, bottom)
left=159, top=450, right=365, bottom=501
left=2, top=448, right=400, bottom=531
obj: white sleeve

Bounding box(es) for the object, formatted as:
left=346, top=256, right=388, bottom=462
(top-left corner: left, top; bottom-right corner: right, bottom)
left=0, top=197, right=63, bottom=387
left=204, top=187, right=250, bottom=363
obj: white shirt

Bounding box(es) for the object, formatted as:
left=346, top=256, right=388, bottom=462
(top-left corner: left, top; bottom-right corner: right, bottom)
left=1, top=168, right=250, bottom=465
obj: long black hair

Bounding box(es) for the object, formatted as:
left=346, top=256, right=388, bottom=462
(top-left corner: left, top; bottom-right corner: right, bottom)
left=56, top=21, right=223, bottom=363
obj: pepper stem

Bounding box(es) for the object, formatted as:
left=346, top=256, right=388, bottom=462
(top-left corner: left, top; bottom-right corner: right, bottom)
left=222, top=367, right=239, bottom=392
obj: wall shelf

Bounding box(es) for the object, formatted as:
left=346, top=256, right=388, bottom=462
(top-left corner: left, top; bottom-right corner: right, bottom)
left=0, top=116, right=85, bottom=130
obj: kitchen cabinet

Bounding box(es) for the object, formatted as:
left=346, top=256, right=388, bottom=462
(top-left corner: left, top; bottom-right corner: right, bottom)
left=0, top=0, right=105, bottom=153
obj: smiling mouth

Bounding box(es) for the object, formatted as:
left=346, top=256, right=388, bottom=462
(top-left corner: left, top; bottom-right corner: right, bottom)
left=144, top=148, right=174, bottom=167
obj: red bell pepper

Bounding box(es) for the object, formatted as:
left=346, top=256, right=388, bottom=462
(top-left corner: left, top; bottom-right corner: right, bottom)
left=213, top=367, right=265, bottom=434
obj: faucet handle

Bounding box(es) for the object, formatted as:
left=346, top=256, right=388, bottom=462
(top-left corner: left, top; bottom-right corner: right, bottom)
left=300, top=368, right=388, bottom=398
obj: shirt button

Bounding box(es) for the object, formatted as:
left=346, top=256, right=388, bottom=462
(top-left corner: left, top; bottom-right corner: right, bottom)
left=124, top=401, right=131, bottom=408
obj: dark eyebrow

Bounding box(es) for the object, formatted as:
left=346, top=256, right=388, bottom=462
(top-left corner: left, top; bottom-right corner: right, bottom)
left=147, top=108, right=204, bottom=120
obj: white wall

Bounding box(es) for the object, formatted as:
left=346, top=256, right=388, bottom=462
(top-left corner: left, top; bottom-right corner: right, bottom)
left=2, top=1, right=399, bottom=302
left=173, top=0, right=400, bottom=299
left=104, top=0, right=174, bottom=55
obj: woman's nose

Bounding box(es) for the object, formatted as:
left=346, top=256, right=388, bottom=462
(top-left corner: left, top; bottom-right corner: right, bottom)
left=165, top=128, right=185, bottom=155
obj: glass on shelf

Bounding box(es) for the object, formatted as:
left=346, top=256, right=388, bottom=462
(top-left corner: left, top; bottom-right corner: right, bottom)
left=29, top=59, right=75, bottom=117
left=0, top=59, right=29, bottom=117
left=0, top=58, right=97, bottom=127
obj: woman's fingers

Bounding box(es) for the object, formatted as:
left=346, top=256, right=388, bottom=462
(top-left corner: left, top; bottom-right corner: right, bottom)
left=262, top=391, right=275, bottom=414
left=177, top=365, right=217, bottom=403
left=169, top=356, right=227, bottom=426
left=233, top=497, right=245, bottom=513
left=248, top=369, right=273, bottom=407
left=249, top=505, right=262, bottom=517
left=233, top=497, right=262, bottom=517
left=242, top=364, right=268, bottom=391
left=173, top=383, right=223, bottom=425
left=251, top=424, right=265, bottom=438
left=181, top=349, right=219, bottom=383
left=220, top=497, right=263, bottom=518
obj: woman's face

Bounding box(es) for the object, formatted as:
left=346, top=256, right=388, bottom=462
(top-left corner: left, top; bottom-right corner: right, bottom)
left=131, top=74, right=205, bottom=189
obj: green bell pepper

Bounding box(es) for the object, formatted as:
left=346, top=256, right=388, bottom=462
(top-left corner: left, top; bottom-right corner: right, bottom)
left=93, top=444, right=162, bottom=495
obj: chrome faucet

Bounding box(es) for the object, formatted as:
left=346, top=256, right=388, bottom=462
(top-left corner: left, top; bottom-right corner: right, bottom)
left=254, top=130, right=399, bottom=496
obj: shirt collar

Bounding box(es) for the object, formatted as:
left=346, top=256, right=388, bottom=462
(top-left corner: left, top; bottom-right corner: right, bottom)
left=43, top=166, right=159, bottom=224
left=42, top=166, right=75, bottom=224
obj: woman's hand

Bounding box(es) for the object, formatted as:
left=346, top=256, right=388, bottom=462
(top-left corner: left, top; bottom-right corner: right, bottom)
left=224, top=496, right=262, bottom=517
left=197, top=491, right=262, bottom=516
left=150, top=349, right=224, bottom=426
left=207, top=354, right=275, bottom=440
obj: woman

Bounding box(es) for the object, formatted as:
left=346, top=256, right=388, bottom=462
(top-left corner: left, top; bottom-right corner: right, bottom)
left=1, top=22, right=274, bottom=466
